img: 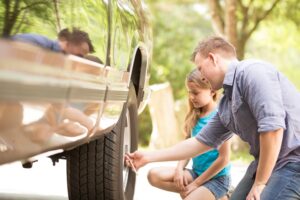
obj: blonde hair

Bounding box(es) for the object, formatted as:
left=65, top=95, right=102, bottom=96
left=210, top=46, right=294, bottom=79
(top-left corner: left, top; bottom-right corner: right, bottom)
left=183, top=69, right=218, bottom=138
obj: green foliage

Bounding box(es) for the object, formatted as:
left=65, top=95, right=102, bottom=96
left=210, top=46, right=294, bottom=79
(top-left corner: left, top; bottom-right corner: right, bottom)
left=0, top=0, right=54, bottom=37
left=146, top=0, right=300, bottom=99
left=230, top=149, right=254, bottom=163
left=0, top=0, right=109, bottom=61
left=244, top=0, right=300, bottom=86
left=139, top=2, right=214, bottom=145
left=138, top=106, right=152, bottom=147
left=148, top=2, right=213, bottom=99
left=247, top=18, right=300, bottom=89
left=139, top=0, right=300, bottom=148
left=273, top=0, right=300, bottom=27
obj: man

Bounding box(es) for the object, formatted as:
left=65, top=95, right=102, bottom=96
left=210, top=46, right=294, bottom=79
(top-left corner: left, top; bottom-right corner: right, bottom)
left=4, top=28, right=95, bottom=142
left=11, top=27, right=94, bottom=57
left=127, top=36, right=300, bottom=200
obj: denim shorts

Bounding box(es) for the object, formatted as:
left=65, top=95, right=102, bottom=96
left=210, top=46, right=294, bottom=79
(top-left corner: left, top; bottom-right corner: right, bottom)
left=187, top=169, right=231, bottom=199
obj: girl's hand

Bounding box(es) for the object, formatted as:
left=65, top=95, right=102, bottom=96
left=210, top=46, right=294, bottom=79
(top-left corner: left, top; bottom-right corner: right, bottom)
left=125, top=151, right=149, bottom=170
left=180, top=182, right=198, bottom=199
left=246, top=183, right=266, bottom=200
left=173, top=168, right=188, bottom=191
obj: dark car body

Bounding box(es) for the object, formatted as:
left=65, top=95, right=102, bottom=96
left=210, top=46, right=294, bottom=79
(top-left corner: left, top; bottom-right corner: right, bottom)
left=0, top=0, right=152, bottom=199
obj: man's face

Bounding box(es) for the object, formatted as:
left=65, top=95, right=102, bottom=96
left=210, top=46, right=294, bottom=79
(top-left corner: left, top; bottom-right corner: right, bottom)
left=64, top=42, right=90, bottom=57
left=194, top=52, right=224, bottom=91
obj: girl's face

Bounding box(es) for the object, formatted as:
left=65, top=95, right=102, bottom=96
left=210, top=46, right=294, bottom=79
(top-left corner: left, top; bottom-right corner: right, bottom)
left=187, top=82, right=214, bottom=109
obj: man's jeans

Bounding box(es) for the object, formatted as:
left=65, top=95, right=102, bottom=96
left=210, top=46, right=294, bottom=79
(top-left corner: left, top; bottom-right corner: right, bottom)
left=230, top=162, right=300, bottom=200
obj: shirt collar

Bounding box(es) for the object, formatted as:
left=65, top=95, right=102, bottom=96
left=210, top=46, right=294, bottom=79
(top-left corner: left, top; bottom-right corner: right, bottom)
left=223, top=60, right=240, bottom=87
left=52, top=40, right=62, bottom=52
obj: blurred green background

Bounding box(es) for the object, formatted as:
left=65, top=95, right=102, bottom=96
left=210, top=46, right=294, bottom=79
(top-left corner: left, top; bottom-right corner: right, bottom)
left=138, top=0, right=300, bottom=156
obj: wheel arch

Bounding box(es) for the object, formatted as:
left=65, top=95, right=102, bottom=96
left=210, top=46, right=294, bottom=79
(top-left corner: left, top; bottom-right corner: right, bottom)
left=128, top=44, right=149, bottom=106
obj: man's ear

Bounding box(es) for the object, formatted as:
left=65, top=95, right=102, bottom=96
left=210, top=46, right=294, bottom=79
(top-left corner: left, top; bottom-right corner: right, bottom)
left=211, top=90, right=216, bottom=97
left=59, top=40, right=68, bottom=51
left=208, top=52, right=217, bottom=66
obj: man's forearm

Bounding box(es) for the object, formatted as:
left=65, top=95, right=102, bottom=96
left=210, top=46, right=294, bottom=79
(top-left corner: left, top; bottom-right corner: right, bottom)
left=147, top=138, right=211, bottom=163
left=255, top=128, right=283, bottom=185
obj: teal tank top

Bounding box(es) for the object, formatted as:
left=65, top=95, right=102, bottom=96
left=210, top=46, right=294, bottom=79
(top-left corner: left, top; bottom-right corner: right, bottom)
left=191, top=110, right=231, bottom=178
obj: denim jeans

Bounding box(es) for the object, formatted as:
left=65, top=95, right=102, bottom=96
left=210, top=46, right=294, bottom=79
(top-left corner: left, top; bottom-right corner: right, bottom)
left=230, top=162, right=300, bottom=200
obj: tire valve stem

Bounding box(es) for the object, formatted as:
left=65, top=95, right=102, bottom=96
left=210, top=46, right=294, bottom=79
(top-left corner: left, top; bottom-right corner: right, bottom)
left=127, top=156, right=138, bottom=175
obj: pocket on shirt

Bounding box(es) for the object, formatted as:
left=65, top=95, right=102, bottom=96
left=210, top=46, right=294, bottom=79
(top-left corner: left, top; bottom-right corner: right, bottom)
left=232, top=96, right=257, bottom=133
left=219, top=108, right=232, bottom=129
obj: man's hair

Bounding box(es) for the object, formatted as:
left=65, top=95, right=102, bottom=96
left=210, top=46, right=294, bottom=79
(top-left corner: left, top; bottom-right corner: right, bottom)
left=58, top=28, right=95, bottom=53
left=191, top=36, right=236, bottom=61
left=57, top=28, right=70, bottom=41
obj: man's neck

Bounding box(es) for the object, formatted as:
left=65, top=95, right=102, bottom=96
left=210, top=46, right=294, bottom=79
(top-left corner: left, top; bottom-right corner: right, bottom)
left=222, top=57, right=238, bottom=73
left=58, top=40, right=67, bottom=52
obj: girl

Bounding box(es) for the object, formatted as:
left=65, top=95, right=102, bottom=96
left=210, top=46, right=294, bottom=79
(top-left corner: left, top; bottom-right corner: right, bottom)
left=127, top=69, right=231, bottom=200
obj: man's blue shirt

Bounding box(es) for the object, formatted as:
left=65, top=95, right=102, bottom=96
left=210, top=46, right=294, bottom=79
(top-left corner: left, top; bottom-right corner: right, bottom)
left=196, top=59, right=300, bottom=176
left=12, top=34, right=61, bottom=52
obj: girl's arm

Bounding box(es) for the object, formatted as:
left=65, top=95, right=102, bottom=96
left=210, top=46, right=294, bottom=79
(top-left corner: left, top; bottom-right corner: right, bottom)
left=174, top=159, right=190, bottom=190
left=191, top=138, right=231, bottom=187
left=127, top=138, right=212, bottom=170
left=176, top=159, right=189, bottom=170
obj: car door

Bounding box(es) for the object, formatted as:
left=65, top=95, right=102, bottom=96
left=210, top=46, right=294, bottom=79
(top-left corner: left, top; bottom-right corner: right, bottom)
left=60, top=0, right=110, bottom=138
left=0, top=0, right=110, bottom=163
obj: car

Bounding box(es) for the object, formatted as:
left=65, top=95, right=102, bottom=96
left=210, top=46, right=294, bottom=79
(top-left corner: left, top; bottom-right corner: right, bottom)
left=0, top=0, right=152, bottom=199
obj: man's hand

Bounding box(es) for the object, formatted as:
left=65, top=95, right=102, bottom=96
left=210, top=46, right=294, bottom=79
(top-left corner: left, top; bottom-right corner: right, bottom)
left=125, top=151, right=149, bottom=170
left=180, top=182, right=198, bottom=199
left=247, top=128, right=283, bottom=200
left=173, top=168, right=188, bottom=191
left=246, top=183, right=266, bottom=200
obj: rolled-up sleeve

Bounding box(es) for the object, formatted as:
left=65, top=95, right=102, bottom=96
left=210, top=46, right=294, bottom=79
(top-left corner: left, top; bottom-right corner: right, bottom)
left=241, top=63, right=286, bottom=132
left=196, top=113, right=233, bottom=148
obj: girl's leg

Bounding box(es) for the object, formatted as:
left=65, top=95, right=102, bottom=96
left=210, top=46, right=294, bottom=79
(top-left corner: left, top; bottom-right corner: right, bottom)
left=184, top=186, right=215, bottom=200
left=147, top=166, right=193, bottom=192
left=219, top=195, right=228, bottom=200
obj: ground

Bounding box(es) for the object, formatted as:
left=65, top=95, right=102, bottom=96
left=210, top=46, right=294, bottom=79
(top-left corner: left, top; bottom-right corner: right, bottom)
left=134, top=161, right=247, bottom=200
left=0, top=158, right=248, bottom=200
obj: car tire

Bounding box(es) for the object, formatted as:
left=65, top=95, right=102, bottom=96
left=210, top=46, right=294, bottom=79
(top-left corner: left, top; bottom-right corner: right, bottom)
left=67, top=83, right=138, bottom=200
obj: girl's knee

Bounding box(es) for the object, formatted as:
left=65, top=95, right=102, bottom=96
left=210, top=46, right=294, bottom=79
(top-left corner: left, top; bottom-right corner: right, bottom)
left=147, top=168, right=160, bottom=186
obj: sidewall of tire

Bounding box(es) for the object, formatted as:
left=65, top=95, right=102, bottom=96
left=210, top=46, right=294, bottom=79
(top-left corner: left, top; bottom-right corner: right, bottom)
left=118, top=98, right=138, bottom=200
left=66, top=84, right=138, bottom=200
left=103, top=84, right=138, bottom=200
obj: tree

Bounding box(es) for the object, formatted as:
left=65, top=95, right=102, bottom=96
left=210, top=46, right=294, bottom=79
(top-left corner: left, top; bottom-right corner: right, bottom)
left=52, top=0, right=61, bottom=32
left=0, top=0, right=52, bottom=37
left=207, top=0, right=281, bottom=59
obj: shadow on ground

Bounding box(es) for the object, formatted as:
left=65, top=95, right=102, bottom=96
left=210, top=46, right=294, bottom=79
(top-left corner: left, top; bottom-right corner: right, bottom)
left=0, top=193, right=66, bottom=200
